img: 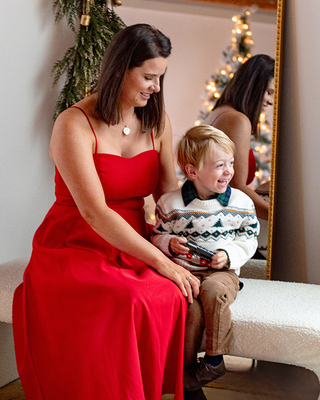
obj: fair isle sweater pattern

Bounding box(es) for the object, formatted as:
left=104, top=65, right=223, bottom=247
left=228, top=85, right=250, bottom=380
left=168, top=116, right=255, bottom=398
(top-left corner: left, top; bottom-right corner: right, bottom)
left=151, top=187, right=259, bottom=275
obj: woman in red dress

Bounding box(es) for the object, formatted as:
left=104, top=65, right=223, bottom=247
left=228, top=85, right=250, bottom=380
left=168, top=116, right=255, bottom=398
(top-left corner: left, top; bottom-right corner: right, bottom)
left=205, top=54, right=275, bottom=221
left=13, top=24, right=200, bottom=400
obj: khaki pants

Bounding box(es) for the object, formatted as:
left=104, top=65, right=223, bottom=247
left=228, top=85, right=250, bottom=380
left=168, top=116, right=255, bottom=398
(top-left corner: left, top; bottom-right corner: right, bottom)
left=184, top=269, right=240, bottom=368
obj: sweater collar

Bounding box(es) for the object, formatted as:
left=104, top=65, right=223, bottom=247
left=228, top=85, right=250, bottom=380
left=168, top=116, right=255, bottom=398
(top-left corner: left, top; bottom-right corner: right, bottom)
left=181, top=179, right=231, bottom=207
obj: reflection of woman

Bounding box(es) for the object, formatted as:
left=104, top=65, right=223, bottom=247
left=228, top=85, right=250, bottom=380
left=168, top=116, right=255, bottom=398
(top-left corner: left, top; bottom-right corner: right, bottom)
left=205, top=54, right=275, bottom=221
left=13, top=24, right=200, bottom=400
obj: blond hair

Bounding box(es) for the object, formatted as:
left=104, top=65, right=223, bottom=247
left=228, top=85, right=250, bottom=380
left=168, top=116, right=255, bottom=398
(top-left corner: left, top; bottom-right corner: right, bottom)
left=177, top=125, right=235, bottom=178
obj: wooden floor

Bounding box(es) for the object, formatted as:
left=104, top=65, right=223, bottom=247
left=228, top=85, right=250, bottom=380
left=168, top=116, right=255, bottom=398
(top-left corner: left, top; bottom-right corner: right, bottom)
left=1, top=356, right=319, bottom=400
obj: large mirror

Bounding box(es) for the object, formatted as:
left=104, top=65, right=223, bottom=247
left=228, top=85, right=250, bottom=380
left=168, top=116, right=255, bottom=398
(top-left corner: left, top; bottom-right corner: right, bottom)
left=186, top=0, right=284, bottom=281
left=189, top=0, right=284, bottom=281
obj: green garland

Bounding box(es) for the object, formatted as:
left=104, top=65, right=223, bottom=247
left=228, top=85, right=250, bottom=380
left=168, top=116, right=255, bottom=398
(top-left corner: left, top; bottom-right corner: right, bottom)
left=52, top=0, right=125, bottom=120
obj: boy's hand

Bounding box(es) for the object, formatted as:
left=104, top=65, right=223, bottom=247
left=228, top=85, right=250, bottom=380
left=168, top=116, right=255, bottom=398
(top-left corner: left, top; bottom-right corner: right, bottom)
left=209, top=250, right=229, bottom=270
left=170, top=237, right=189, bottom=255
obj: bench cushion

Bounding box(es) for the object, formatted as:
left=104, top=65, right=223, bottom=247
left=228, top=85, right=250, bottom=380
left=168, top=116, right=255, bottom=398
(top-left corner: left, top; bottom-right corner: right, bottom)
left=0, top=258, right=28, bottom=323
left=229, top=278, right=320, bottom=381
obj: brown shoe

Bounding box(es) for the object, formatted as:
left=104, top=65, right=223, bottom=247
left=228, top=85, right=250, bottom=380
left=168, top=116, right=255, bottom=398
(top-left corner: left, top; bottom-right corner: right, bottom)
left=183, top=357, right=226, bottom=391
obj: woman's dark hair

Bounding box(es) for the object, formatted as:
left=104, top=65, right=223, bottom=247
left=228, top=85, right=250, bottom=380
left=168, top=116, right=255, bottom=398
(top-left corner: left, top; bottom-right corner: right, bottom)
left=95, top=24, right=171, bottom=137
left=213, top=54, right=275, bottom=138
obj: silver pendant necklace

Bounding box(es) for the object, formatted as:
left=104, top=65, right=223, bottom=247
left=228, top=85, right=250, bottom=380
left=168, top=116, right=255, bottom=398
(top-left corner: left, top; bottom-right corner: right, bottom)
left=123, top=125, right=131, bottom=135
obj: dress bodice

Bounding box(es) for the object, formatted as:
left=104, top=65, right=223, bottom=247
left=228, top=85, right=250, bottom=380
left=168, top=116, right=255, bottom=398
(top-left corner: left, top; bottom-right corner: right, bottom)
left=54, top=150, right=159, bottom=209
left=54, top=105, right=159, bottom=208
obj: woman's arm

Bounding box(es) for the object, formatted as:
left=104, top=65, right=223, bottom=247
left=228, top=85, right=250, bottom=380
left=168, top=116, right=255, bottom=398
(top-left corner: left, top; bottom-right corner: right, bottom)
left=153, top=113, right=179, bottom=203
left=213, top=111, right=269, bottom=221
left=50, top=108, right=199, bottom=301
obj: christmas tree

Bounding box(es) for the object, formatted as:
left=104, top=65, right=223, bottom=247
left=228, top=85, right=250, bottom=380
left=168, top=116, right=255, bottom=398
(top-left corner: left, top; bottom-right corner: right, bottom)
left=52, top=0, right=125, bottom=120
left=196, top=7, right=272, bottom=187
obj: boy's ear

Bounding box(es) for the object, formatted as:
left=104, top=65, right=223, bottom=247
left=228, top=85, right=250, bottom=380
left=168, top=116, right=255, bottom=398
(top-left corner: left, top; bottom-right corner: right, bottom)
left=185, top=164, right=197, bottom=180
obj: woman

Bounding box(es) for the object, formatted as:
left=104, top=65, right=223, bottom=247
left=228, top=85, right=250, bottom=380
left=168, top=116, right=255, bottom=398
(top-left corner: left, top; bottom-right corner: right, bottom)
left=205, top=54, right=275, bottom=221
left=13, top=24, right=200, bottom=400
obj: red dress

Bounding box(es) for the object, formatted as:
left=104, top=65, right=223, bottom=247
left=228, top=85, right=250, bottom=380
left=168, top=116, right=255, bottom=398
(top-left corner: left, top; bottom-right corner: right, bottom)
left=13, top=108, right=187, bottom=400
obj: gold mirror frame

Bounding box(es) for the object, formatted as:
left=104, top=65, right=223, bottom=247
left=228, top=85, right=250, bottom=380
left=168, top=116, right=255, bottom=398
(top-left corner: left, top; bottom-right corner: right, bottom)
left=266, top=0, right=285, bottom=280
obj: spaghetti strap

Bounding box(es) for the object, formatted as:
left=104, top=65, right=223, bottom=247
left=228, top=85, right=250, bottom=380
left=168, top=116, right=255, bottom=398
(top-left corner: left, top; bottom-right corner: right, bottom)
left=151, top=131, right=155, bottom=150
left=70, top=106, right=98, bottom=154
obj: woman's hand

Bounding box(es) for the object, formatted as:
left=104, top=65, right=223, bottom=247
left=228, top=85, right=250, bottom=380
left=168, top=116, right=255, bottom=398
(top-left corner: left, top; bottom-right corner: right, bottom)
left=154, top=257, right=200, bottom=303
left=209, top=250, right=229, bottom=270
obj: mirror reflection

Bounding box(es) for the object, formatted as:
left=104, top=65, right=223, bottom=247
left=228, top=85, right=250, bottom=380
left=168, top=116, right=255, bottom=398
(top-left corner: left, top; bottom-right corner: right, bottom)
left=202, top=53, right=274, bottom=251
left=195, top=5, right=277, bottom=278
left=144, top=1, right=277, bottom=278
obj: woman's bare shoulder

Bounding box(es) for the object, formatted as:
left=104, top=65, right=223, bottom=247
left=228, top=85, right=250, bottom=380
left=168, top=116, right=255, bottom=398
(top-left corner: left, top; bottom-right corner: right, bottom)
left=208, top=107, right=251, bottom=137
left=50, top=97, right=98, bottom=160
left=207, top=106, right=248, bottom=124
left=54, top=96, right=97, bottom=132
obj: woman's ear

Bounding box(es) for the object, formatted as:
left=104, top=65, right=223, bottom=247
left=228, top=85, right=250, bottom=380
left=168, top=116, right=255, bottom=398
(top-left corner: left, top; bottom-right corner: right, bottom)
left=185, top=164, right=197, bottom=180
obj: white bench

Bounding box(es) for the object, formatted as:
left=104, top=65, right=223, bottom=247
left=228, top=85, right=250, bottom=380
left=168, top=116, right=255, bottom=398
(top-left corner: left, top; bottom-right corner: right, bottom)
left=0, top=257, right=29, bottom=388
left=198, top=277, right=320, bottom=399
left=1, top=258, right=320, bottom=400
left=231, top=278, right=320, bottom=383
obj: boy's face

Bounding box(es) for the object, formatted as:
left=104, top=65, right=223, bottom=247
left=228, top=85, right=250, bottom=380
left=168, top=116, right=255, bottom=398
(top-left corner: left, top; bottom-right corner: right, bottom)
left=188, top=147, right=234, bottom=200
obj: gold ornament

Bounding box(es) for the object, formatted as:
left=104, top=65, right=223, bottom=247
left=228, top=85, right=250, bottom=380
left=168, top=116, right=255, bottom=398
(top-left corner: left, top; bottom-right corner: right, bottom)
left=80, top=0, right=93, bottom=27
left=112, top=0, right=122, bottom=6
left=80, top=14, right=90, bottom=26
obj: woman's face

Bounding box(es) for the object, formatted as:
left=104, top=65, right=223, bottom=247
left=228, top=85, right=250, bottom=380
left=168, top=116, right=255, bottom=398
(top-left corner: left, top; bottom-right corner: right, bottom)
left=261, top=78, right=275, bottom=113
left=120, top=57, right=168, bottom=109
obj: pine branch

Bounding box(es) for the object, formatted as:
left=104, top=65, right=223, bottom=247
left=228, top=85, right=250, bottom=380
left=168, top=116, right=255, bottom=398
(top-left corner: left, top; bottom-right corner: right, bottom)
left=52, top=0, right=125, bottom=120
left=53, top=0, right=80, bottom=31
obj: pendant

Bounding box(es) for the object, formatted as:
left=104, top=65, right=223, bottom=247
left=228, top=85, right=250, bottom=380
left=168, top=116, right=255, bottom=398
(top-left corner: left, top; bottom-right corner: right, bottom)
left=123, top=126, right=131, bottom=135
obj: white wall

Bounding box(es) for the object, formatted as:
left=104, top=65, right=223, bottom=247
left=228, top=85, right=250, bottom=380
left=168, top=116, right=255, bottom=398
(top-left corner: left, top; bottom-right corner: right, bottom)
left=0, top=0, right=276, bottom=264
left=271, top=0, right=320, bottom=284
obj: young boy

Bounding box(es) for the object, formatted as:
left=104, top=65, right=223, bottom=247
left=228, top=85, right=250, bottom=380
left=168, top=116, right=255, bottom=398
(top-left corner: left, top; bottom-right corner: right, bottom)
left=151, top=125, right=259, bottom=391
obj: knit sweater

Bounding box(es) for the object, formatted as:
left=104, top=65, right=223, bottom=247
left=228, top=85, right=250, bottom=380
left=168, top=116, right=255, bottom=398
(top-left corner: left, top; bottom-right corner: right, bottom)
left=151, top=186, right=259, bottom=275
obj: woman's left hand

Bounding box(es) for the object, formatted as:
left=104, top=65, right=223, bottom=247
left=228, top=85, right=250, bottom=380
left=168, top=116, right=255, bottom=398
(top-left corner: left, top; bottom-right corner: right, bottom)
left=154, top=257, right=200, bottom=303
